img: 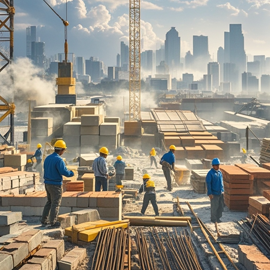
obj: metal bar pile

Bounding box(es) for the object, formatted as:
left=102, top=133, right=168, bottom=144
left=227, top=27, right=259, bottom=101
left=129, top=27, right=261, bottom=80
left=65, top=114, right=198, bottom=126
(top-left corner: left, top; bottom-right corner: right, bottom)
left=91, top=227, right=129, bottom=270
left=243, top=214, right=270, bottom=254
left=135, top=228, right=202, bottom=270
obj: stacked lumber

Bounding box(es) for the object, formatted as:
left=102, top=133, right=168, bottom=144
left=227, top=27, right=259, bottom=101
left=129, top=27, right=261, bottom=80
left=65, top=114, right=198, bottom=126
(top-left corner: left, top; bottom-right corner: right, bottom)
left=180, top=136, right=195, bottom=147
left=164, top=136, right=181, bottom=147
left=263, top=190, right=270, bottom=201
left=174, top=147, right=186, bottom=159
left=248, top=196, right=270, bottom=217
left=174, top=167, right=190, bottom=185
left=220, top=165, right=254, bottom=211
left=259, top=138, right=270, bottom=163
left=235, top=163, right=270, bottom=195
left=185, top=146, right=205, bottom=159
left=201, top=144, right=224, bottom=160
left=190, top=169, right=208, bottom=194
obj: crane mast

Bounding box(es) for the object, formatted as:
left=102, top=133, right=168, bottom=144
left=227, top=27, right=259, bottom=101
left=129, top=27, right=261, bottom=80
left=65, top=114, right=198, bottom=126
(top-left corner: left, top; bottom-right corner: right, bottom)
left=129, top=0, right=141, bottom=120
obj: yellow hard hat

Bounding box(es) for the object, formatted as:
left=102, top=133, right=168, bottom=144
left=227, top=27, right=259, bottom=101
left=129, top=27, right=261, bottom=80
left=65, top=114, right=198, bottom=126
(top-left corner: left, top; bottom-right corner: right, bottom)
left=169, top=145, right=176, bottom=150
left=27, top=159, right=32, bottom=163
left=143, top=173, right=151, bottom=179
left=146, top=180, right=155, bottom=188
left=37, top=143, right=42, bottom=148
left=117, top=155, right=122, bottom=160
left=242, top=148, right=247, bottom=154
left=54, top=140, right=67, bottom=149
left=99, top=147, right=109, bottom=155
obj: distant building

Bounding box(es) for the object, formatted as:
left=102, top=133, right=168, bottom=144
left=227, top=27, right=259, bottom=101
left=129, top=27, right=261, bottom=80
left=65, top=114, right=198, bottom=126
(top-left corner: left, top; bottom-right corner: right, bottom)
left=261, top=74, right=270, bottom=93
left=85, top=57, right=103, bottom=83
left=185, top=51, right=193, bottom=70
left=266, top=57, right=270, bottom=74
left=150, top=78, right=168, bottom=91
left=193, top=35, right=210, bottom=72
left=26, top=26, right=36, bottom=58
left=223, top=63, right=238, bottom=91
left=165, top=27, right=180, bottom=76
left=155, top=74, right=172, bottom=90
left=76, top=57, right=85, bottom=75
left=182, top=73, right=194, bottom=89
left=78, top=74, right=91, bottom=84
left=156, top=44, right=165, bottom=66
left=141, top=50, right=154, bottom=75
left=217, top=47, right=224, bottom=81
left=120, top=41, right=129, bottom=71
left=254, top=55, right=265, bottom=75
left=48, top=61, right=58, bottom=75
left=242, top=72, right=259, bottom=95
left=247, top=61, right=260, bottom=78
left=203, top=74, right=212, bottom=91
left=208, top=62, right=220, bottom=90
left=116, top=53, right=121, bottom=68
left=31, top=41, right=45, bottom=68
left=220, top=82, right=231, bottom=94
left=108, top=67, right=115, bottom=80
left=156, top=61, right=169, bottom=74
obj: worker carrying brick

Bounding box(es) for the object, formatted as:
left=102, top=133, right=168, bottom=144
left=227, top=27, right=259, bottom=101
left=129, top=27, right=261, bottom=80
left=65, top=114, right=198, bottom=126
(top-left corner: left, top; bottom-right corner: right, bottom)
left=92, top=147, right=109, bottom=191
left=149, top=148, right=158, bottom=169
left=113, top=155, right=126, bottom=185
left=206, top=158, right=224, bottom=223
left=139, top=174, right=159, bottom=216
left=160, top=145, right=176, bottom=191
left=31, top=143, right=43, bottom=176
left=41, top=140, right=74, bottom=229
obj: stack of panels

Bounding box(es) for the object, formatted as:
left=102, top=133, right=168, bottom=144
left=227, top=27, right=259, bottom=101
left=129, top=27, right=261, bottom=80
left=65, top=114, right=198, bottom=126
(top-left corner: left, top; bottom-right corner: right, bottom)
left=235, top=164, right=270, bottom=195
left=220, top=165, right=253, bottom=211
left=164, top=136, right=181, bottom=147
left=124, top=121, right=142, bottom=136
left=248, top=196, right=270, bottom=217
left=184, top=146, right=205, bottom=159
left=190, top=169, right=208, bottom=194
left=174, top=147, right=186, bottom=159
left=0, top=211, right=22, bottom=235
left=185, top=159, right=204, bottom=170
left=63, top=122, right=81, bottom=147
left=66, top=181, right=84, bottom=192
left=201, top=145, right=224, bottom=160
left=260, top=138, right=270, bottom=164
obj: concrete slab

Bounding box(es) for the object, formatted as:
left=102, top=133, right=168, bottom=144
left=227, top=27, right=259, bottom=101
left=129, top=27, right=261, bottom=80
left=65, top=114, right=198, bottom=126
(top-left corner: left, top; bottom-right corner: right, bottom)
left=0, top=212, right=22, bottom=226
left=72, top=209, right=100, bottom=224
left=81, top=115, right=104, bottom=126
left=34, top=248, right=57, bottom=270
left=100, top=123, right=119, bottom=136
left=43, top=240, right=65, bottom=262
left=80, top=135, right=99, bottom=147
left=0, top=253, right=13, bottom=270
left=63, top=122, right=81, bottom=136
left=15, top=230, right=43, bottom=252
left=58, top=248, right=86, bottom=270
left=80, top=126, right=99, bottom=135
left=58, top=214, right=76, bottom=229
left=28, top=257, right=49, bottom=270
left=0, top=222, right=19, bottom=236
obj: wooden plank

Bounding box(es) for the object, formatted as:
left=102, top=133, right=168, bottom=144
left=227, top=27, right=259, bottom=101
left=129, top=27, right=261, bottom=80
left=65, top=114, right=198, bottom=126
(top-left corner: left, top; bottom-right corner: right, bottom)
left=249, top=196, right=270, bottom=213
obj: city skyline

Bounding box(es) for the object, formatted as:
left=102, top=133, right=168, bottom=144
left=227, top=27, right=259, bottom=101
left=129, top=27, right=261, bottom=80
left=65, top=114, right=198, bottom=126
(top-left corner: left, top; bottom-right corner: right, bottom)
left=14, top=0, right=270, bottom=66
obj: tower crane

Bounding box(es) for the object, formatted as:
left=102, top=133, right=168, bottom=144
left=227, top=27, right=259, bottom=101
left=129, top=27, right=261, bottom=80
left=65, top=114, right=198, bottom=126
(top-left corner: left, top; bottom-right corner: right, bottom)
left=43, top=0, right=69, bottom=63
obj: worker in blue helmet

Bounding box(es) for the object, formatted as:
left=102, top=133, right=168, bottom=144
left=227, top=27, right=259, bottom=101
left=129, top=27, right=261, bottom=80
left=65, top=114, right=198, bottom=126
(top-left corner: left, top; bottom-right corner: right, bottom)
left=205, top=158, right=224, bottom=223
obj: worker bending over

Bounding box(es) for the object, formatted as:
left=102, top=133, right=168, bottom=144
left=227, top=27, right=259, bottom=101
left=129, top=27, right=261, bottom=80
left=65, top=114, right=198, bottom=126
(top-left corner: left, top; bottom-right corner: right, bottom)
left=206, top=158, right=224, bottom=223
left=160, top=145, right=176, bottom=191
left=41, top=140, right=74, bottom=228
left=149, top=148, right=158, bottom=169
left=93, top=147, right=109, bottom=191
left=139, top=174, right=159, bottom=216
left=113, top=155, right=126, bottom=185
left=32, top=143, right=43, bottom=175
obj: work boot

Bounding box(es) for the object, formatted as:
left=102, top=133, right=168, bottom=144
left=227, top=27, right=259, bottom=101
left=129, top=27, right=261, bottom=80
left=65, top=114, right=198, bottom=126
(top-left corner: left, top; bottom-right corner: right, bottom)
left=48, top=221, right=61, bottom=229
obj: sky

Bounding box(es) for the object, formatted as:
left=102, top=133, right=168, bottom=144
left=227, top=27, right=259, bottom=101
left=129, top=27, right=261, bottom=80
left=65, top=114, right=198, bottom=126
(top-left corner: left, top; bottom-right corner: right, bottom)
left=12, top=0, right=270, bottom=65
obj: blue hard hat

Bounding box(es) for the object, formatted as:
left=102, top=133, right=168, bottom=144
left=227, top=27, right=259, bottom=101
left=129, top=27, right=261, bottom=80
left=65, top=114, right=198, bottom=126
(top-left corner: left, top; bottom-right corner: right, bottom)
left=212, top=158, right=220, bottom=165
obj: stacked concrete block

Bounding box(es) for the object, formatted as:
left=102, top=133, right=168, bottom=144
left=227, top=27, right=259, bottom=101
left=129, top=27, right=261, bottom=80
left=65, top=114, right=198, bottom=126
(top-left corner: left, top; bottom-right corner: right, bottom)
left=185, top=159, right=204, bottom=170
left=63, top=122, right=81, bottom=148
left=4, top=154, right=27, bottom=171
left=100, top=123, right=119, bottom=150
left=0, top=212, right=22, bottom=236
left=81, top=173, right=95, bottom=191
left=58, top=248, right=86, bottom=270
left=124, top=121, right=142, bottom=136
left=104, top=117, right=120, bottom=124
left=125, top=168, right=134, bottom=180
left=31, top=118, right=53, bottom=137
left=81, top=115, right=104, bottom=126
left=248, top=196, right=270, bottom=216
left=190, top=170, right=208, bottom=194
left=75, top=106, right=98, bottom=117
left=79, top=154, right=97, bottom=167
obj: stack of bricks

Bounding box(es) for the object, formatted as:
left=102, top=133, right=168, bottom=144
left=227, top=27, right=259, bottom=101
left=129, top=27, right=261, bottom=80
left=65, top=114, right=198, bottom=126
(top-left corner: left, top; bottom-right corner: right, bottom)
left=66, top=181, right=84, bottom=192
left=220, top=165, right=254, bottom=211
left=4, top=153, right=27, bottom=171
left=0, top=191, right=122, bottom=221
left=238, top=245, right=270, bottom=270
left=190, top=169, right=209, bottom=194
left=0, top=211, right=22, bottom=236
left=248, top=196, right=270, bottom=217
left=0, top=170, right=40, bottom=195
left=81, top=173, right=95, bottom=191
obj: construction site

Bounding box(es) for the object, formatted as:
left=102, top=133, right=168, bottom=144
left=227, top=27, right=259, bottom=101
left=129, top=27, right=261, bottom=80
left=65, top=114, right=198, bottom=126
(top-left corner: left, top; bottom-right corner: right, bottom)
left=0, top=0, right=270, bottom=270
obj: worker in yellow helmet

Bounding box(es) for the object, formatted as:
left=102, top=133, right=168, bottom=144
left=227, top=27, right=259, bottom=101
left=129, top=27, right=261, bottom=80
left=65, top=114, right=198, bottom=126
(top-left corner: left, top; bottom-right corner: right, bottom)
left=92, top=147, right=109, bottom=191
left=138, top=174, right=159, bottom=216
left=113, top=155, right=126, bottom=185
left=149, top=148, right=158, bottom=169
left=241, top=148, right=248, bottom=163
left=31, top=143, right=43, bottom=175
left=41, top=140, right=74, bottom=229
left=160, top=145, right=176, bottom=191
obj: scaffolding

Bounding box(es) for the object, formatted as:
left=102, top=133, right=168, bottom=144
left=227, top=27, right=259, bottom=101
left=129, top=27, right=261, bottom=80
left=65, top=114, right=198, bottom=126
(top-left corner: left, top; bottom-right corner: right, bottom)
left=129, top=0, right=141, bottom=120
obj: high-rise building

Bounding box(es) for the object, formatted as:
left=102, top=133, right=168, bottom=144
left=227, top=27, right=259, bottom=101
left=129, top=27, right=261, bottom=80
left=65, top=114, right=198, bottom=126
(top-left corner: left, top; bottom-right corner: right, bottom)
left=203, top=74, right=212, bottom=91
left=156, top=61, right=169, bottom=74
left=26, top=26, right=36, bottom=58
left=185, top=51, right=193, bottom=70
left=120, top=41, right=129, bottom=71
left=48, top=61, right=59, bottom=75
left=108, top=67, right=116, bottom=80
left=254, top=55, right=265, bottom=75
left=217, top=47, right=224, bottom=81
left=242, top=72, right=258, bottom=95
left=261, top=75, right=270, bottom=93
left=156, top=44, right=165, bottom=66
left=116, top=53, right=121, bottom=68
left=220, top=82, right=231, bottom=94
left=207, top=62, right=220, bottom=90
left=76, top=57, right=85, bottom=75
left=165, top=27, right=180, bottom=76
left=193, top=35, right=210, bottom=72
left=85, top=57, right=103, bottom=83
left=247, top=61, right=260, bottom=78
left=266, top=57, right=270, bottom=74
left=31, top=41, right=45, bottom=68
left=223, top=63, right=238, bottom=90
left=182, top=73, right=194, bottom=88
left=141, top=50, right=154, bottom=75
left=224, top=32, right=230, bottom=63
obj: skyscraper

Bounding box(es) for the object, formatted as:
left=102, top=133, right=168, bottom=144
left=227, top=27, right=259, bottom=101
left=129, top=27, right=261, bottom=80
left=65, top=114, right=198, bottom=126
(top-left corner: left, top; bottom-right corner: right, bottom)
left=120, top=41, right=129, bottom=71
left=165, top=27, right=180, bottom=76
left=207, top=62, right=220, bottom=90
left=76, top=57, right=85, bottom=75
left=217, top=47, right=224, bottom=81
left=116, top=53, right=121, bottom=67
left=85, top=57, right=103, bottom=83
left=193, top=35, right=210, bottom=72
left=31, top=41, right=45, bottom=68
left=26, top=26, right=36, bottom=58
left=261, top=75, right=270, bottom=93
left=156, top=44, right=165, bottom=66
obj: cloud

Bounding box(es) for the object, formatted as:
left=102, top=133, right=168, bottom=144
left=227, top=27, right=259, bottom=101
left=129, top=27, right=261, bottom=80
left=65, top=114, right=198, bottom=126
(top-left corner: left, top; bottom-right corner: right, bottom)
left=247, top=0, right=270, bottom=8
left=169, top=7, right=184, bottom=11
left=253, top=39, right=266, bottom=44
left=47, top=0, right=73, bottom=6
left=141, top=1, right=163, bottom=10
left=217, top=2, right=248, bottom=16
left=180, top=0, right=209, bottom=8
left=75, top=0, right=87, bottom=18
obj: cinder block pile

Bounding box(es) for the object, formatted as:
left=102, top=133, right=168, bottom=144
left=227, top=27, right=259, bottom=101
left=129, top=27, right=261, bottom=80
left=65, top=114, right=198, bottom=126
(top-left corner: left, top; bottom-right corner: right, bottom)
left=248, top=196, right=270, bottom=217
left=238, top=245, right=270, bottom=270
left=0, top=211, right=22, bottom=236
left=63, top=122, right=81, bottom=148
left=4, top=154, right=27, bottom=171
left=0, top=191, right=122, bottom=221
left=190, top=169, right=208, bottom=194
left=185, top=159, right=204, bottom=170
left=220, top=165, right=254, bottom=211
left=81, top=173, right=95, bottom=191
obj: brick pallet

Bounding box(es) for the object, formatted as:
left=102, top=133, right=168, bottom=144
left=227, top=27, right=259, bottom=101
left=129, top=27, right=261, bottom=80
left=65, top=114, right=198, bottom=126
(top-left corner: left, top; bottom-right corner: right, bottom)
left=220, top=165, right=254, bottom=211
left=190, top=169, right=209, bottom=194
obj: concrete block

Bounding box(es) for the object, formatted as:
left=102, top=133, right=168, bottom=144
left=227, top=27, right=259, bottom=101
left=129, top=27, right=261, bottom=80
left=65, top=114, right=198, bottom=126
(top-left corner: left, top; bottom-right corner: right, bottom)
left=31, top=127, right=53, bottom=137
left=98, top=208, right=121, bottom=220
left=89, top=194, right=97, bottom=208
left=30, top=196, right=47, bottom=207
left=72, top=209, right=100, bottom=224
left=15, top=230, right=43, bottom=252
left=75, top=106, right=98, bottom=117
left=11, top=179, right=19, bottom=188
left=31, top=118, right=53, bottom=130
left=4, top=154, right=27, bottom=167
left=0, top=212, right=22, bottom=226
left=58, top=248, right=86, bottom=270
left=8, top=195, right=31, bottom=206
left=125, top=168, right=134, bottom=180
left=0, top=222, right=19, bottom=236
left=63, top=122, right=81, bottom=136
left=80, top=126, right=99, bottom=135
left=2, top=177, right=11, bottom=190
left=57, top=214, right=75, bottom=229
left=62, top=136, right=80, bottom=148
left=79, top=154, right=97, bottom=167
left=80, top=135, right=99, bottom=147
left=104, top=117, right=120, bottom=124
left=81, top=115, right=104, bottom=126
left=0, top=206, right=11, bottom=211
left=99, top=135, right=117, bottom=148
left=97, top=196, right=120, bottom=208
left=76, top=192, right=92, bottom=208
left=100, top=123, right=119, bottom=136
left=0, top=242, right=28, bottom=267
left=28, top=257, right=49, bottom=270
left=59, top=207, right=72, bottom=215
left=43, top=240, right=65, bottom=262
left=0, top=253, right=13, bottom=270
left=20, top=264, right=42, bottom=270
left=34, top=248, right=57, bottom=270
left=0, top=233, right=21, bottom=245
left=61, top=193, right=78, bottom=207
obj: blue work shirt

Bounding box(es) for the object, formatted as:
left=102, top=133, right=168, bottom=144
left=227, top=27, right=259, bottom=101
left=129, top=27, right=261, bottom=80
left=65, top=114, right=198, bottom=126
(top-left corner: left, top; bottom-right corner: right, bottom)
left=33, top=149, right=42, bottom=160
left=92, top=156, right=108, bottom=178
left=161, top=151, right=175, bottom=165
left=44, top=152, right=74, bottom=185
left=113, top=160, right=126, bottom=175
left=206, top=168, right=224, bottom=196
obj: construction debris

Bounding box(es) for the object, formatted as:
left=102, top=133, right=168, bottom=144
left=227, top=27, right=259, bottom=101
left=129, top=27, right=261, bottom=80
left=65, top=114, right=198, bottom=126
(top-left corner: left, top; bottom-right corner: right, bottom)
left=123, top=216, right=190, bottom=226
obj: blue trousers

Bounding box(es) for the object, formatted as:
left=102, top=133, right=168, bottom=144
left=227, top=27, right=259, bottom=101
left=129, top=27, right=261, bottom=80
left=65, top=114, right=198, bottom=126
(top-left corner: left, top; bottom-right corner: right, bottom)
left=95, top=176, right=107, bottom=191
